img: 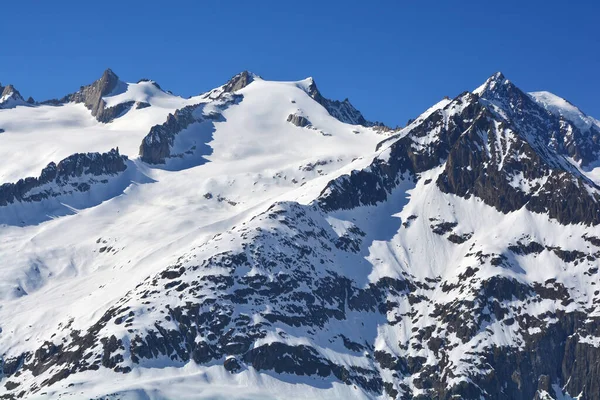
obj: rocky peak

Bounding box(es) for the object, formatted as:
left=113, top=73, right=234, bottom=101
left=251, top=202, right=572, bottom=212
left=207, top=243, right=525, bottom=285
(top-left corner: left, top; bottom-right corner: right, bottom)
left=0, top=83, right=26, bottom=108
left=222, top=71, right=256, bottom=93
left=473, top=71, right=530, bottom=108
left=65, top=68, right=127, bottom=123
left=302, top=77, right=372, bottom=127
left=474, top=72, right=600, bottom=166
left=1, top=84, right=19, bottom=98
left=98, top=68, right=120, bottom=95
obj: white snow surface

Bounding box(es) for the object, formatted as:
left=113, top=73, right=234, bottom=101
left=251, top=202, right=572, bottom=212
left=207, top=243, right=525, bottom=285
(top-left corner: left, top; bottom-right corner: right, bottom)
left=0, top=72, right=599, bottom=399
left=0, top=74, right=390, bottom=399
left=529, top=90, right=600, bottom=132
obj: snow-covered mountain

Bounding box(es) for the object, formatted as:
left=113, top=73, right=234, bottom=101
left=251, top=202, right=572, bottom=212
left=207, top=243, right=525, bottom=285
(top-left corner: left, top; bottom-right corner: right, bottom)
left=0, top=69, right=599, bottom=400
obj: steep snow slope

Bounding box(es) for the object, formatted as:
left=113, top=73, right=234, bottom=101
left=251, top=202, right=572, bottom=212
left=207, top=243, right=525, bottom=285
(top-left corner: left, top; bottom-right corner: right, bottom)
left=0, top=71, right=388, bottom=399
left=529, top=91, right=600, bottom=133
left=0, top=71, right=599, bottom=400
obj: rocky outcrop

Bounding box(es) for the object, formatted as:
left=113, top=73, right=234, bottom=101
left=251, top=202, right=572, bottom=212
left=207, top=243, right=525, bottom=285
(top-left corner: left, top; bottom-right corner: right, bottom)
left=139, top=105, right=198, bottom=164
left=286, top=113, right=310, bottom=127
left=139, top=93, right=242, bottom=164
left=58, top=68, right=128, bottom=123
left=136, top=101, right=151, bottom=109
left=0, top=148, right=127, bottom=206
left=305, top=78, right=372, bottom=126
left=221, top=71, right=254, bottom=94
left=0, top=84, right=26, bottom=108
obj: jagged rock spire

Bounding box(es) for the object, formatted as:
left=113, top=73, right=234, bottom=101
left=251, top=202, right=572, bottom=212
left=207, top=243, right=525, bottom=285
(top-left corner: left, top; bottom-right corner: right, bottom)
left=66, top=68, right=123, bottom=122
left=303, top=77, right=371, bottom=126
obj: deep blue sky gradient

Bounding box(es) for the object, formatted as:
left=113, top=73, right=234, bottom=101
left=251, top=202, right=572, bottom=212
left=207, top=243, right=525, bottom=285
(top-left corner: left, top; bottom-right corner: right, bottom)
left=1, top=0, right=598, bottom=126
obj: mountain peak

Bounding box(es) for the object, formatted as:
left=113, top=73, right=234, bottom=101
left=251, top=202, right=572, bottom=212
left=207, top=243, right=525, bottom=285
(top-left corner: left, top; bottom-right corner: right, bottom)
left=102, top=68, right=118, bottom=81
left=0, top=83, right=26, bottom=108
left=297, top=77, right=374, bottom=126
left=473, top=71, right=511, bottom=96
left=96, top=68, right=121, bottom=96
left=62, top=68, right=125, bottom=122
left=221, top=71, right=257, bottom=93
left=530, top=90, right=600, bottom=134
left=1, top=84, right=20, bottom=98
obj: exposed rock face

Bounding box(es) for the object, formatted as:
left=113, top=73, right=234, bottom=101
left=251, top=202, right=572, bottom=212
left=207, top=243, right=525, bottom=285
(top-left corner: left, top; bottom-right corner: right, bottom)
left=0, top=84, right=26, bottom=108
left=320, top=79, right=600, bottom=226
left=221, top=71, right=254, bottom=94
left=0, top=148, right=127, bottom=206
left=479, top=73, right=600, bottom=167
left=305, top=78, right=372, bottom=126
left=60, top=69, right=128, bottom=123
left=139, top=105, right=198, bottom=164
left=139, top=93, right=242, bottom=164
left=136, top=101, right=151, bottom=109
left=287, top=113, right=310, bottom=127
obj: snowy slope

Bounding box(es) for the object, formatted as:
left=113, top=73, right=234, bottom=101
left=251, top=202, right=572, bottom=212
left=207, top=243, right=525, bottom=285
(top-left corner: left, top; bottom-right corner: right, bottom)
left=0, top=70, right=599, bottom=400
left=529, top=91, right=600, bottom=132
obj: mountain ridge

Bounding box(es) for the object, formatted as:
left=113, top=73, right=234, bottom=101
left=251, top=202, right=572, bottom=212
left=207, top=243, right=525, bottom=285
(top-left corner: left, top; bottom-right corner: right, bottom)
left=0, top=70, right=599, bottom=400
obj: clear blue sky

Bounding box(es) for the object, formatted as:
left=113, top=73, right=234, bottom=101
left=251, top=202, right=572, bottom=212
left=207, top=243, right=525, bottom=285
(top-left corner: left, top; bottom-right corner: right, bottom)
left=1, top=0, right=598, bottom=126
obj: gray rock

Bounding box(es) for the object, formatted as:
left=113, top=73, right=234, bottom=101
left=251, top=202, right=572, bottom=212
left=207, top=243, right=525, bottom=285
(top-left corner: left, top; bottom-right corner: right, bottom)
left=136, top=101, right=151, bottom=109
left=304, top=79, right=374, bottom=127
left=139, top=93, right=242, bottom=164
left=63, top=68, right=125, bottom=123
left=0, top=84, right=26, bottom=107
left=139, top=106, right=198, bottom=164
left=287, top=113, right=310, bottom=127
left=0, top=148, right=127, bottom=206
left=221, top=71, right=254, bottom=94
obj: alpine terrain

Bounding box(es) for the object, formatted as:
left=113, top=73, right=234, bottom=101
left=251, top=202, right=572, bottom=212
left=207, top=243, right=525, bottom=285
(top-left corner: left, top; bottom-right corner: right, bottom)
left=0, top=69, right=599, bottom=400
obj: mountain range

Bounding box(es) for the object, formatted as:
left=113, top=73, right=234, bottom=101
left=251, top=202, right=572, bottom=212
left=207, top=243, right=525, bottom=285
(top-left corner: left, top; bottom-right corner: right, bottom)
left=0, top=69, right=599, bottom=400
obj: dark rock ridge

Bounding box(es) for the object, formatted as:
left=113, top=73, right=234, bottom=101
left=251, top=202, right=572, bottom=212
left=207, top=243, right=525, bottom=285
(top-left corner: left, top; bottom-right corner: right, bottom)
left=0, top=148, right=127, bottom=206
left=139, top=92, right=242, bottom=164
left=304, top=78, right=376, bottom=127
left=319, top=74, right=600, bottom=225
